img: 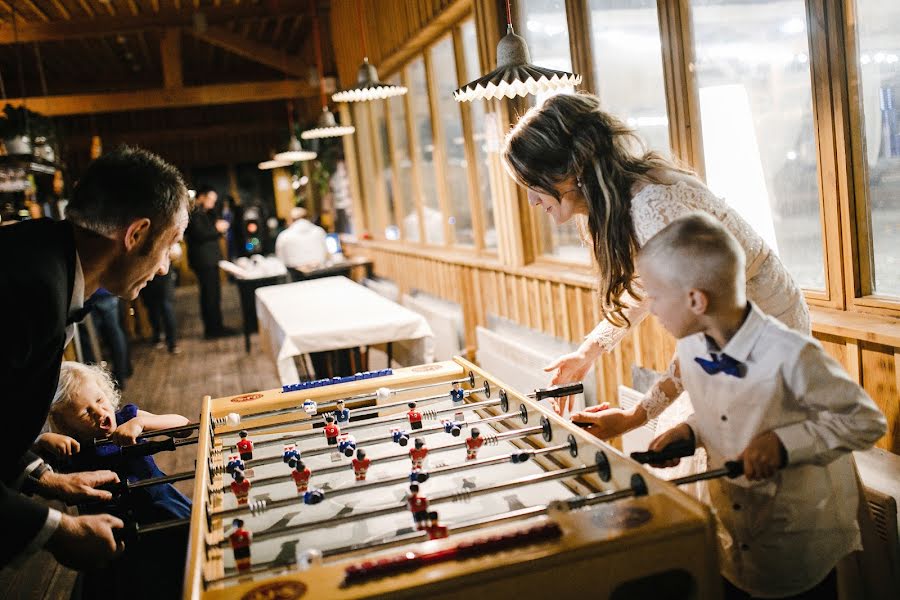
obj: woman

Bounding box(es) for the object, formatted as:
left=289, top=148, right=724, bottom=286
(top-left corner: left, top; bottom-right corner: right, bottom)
left=503, top=92, right=810, bottom=438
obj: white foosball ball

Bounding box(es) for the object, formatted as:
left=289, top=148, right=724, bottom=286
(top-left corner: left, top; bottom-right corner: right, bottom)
left=174, top=358, right=722, bottom=599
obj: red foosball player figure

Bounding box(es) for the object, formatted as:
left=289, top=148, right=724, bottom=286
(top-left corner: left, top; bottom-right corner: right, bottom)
left=291, top=459, right=312, bottom=493
left=230, top=469, right=252, bottom=505
left=352, top=449, right=371, bottom=481
left=465, top=427, right=484, bottom=461
left=407, top=483, right=429, bottom=530
left=424, top=511, right=449, bottom=540
left=236, top=430, right=254, bottom=461
left=409, top=438, right=428, bottom=469
left=229, top=518, right=252, bottom=572
left=323, top=415, right=340, bottom=445
left=407, top=402, right=423, bottom=430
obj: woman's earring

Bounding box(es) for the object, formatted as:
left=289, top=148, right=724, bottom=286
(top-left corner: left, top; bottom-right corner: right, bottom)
left=576, top=177, right=583, bottom=188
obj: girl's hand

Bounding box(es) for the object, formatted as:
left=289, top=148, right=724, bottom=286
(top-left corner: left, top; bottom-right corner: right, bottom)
left=110, top=419, right=144, bottom=446
left=36, top=432, right=81, bottom=457
left=544, top=347, right=596, bottom=415
left=571, top=403, right=643, bottom=440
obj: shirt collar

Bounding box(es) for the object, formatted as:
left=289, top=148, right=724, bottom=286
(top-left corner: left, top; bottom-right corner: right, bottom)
left=703, top=302, right=766, bottom=363
left=70, top=250, right=85, bottom=313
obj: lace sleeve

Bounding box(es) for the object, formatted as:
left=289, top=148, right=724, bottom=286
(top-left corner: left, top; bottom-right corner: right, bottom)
left=639, top=357, right=683, bottom=420
left=584, top=287, right=650, bottom=353
left=630, top=187, right=701, bottom=246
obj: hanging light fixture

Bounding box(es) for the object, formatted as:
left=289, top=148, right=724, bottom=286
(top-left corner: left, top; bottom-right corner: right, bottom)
left=453, top=0, right=581, bottom=102
left=331, top=0, right=407, bottom=103
left=274, top=101, right=317, bottom=162
left=258, top=157, right=294, bottom=170
left=302, top=0, right=355, bottom=139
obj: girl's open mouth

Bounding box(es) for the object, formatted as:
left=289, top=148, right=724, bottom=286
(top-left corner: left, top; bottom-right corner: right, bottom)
left=99, top=415, right=112, bottom=431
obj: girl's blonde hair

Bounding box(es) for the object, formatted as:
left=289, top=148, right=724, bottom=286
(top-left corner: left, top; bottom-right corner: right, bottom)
left=49, top=361, right=121, bottom=432
left=503, top=92, right=692, bottom=327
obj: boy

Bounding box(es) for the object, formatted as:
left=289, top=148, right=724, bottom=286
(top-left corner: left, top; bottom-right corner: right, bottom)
left=637, top=213, right=886, bottom=600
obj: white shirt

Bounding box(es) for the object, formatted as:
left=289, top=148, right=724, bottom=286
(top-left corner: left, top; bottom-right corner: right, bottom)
left=678, top=303, right=887, bottom=597
left=275, top=219, right=328, bottom=268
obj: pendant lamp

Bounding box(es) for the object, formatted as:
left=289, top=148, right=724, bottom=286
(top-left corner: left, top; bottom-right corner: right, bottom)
left=273, top=101, right=317, bottom=163
left=302, top=0, right=355, bottom=139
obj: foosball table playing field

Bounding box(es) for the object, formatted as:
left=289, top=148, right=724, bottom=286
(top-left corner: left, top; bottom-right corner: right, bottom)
left=161, top=358, right=726, bottom=599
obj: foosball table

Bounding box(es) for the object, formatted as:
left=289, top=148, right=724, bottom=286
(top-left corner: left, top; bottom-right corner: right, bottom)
left=177, top=357, right=722, bottom=599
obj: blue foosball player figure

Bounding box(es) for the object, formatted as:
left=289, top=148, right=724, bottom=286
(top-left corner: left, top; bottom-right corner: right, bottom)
left=303, top=489, right=325, bottom=505
left=409, top=470, right=429, bottom=484
left=338, top=434, right=357, bottom=457
left=226, top=454, right=245, bottom=476
left=442, top=420, right=462, bottom=437
left=392, top=428, right=410, bottom=446
left=510, top=451, right=531, bottom=464
left=302, top=399, right=318, bottom=415
left=334, top=399, right=350, bottom=425
left=450, top=382, right=465, bottom=404
left=283, top=444, right=301, bottom=465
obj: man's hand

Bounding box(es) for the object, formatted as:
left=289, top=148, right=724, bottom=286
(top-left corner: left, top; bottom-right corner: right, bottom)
left=570, top=403, right=645, bottom=440
left=35, top=432, right=81, bottom=458
left=46, top=513, right=124, bottom=570
left=37, top=470, right=120, bottom=504
left=647, top=424, right=695, bottom=468
left=738, top=431, right=785, bottom=480
left=110, top=418, right=144, bottom=446
left=215, top=219, right=230, bottom=233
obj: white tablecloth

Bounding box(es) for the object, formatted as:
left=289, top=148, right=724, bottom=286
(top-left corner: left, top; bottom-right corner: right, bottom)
left=255, top=277, right=435, bottom=384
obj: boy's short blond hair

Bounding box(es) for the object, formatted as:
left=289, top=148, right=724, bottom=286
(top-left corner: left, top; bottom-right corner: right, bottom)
left=49, top=361, right=121, bottom=432
left=637, top=212, right=746, bottom=299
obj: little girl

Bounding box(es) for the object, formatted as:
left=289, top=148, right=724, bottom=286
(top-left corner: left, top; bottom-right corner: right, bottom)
left=35, top=361, right=192, bottom=521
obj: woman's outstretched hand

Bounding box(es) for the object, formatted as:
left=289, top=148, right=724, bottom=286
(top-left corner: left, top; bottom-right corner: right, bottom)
left=544, top=344, right=599, bottom=415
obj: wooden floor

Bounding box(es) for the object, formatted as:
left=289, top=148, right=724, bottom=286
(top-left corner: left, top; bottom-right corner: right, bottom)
left=0, top=281, right=280, bottom=599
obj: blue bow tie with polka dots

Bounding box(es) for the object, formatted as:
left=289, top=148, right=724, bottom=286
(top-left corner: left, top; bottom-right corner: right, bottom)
left=694, top=353, right=746, bottom=378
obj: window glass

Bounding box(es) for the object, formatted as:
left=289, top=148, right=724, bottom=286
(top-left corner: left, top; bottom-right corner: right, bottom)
left=387, top=73, right=419, bottom=242
left=408, top=56, right=444, bottom=244
left=372, top=100, right=398, bottom=238
left=854, top=0, right=900, bottom=296
left=691, top=0, right=825, bottom=290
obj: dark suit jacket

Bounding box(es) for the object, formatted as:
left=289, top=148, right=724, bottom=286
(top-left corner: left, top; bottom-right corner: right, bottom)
left=0, top=218, right=76, bottom=565
left=185, top=207, right=223, bottom=269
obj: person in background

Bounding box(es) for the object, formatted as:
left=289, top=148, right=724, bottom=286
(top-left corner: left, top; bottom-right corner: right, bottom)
left=140, top=243, right=181, bottom=354
left=88, top=288, right=133, bottom=390
left=185, top=184, right=234, bottom=339
left=275, top=206, right=328, bottom=271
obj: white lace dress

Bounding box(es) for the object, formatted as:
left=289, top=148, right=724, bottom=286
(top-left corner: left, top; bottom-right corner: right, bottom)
left=586, top=181, right=811, bottom=482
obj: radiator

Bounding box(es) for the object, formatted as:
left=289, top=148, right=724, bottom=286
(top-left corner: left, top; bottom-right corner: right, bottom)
left=475, top=319, right=596, bottom=413
left=401, top=292, right=463, bottom=361
left=362, top=277, right=400, bottom=302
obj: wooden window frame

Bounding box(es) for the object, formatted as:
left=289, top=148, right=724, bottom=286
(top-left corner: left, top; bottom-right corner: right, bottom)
left=400, top=64, right=429, bottom=245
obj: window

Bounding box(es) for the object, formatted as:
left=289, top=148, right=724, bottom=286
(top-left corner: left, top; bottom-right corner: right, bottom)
left=372, top=100, right=399, bottom=239
left=430, top=34, right=475, bottom=246
left=352, top=102, right=380, bottom=236
left=588, top=0, right=671, bottom=154
left=690, top=0, right=825, bottom=291
left=461, top=19, right=499, bottom=250
left=853, top=0, right=900, bottom=297
left=387, top=73, right=420, bottom=242
left=407, top=57, right=444, bottom=244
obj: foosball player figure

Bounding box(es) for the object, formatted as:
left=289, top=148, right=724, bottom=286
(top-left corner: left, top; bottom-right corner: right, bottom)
left=465, top=428, right=484, bottom=460
left=334, top=399, right=350, bottom=425
left=302, top=399, right=317, bottom=415
left=450, top=382, right=465, bottom=404
left=283, top=444, right=301, bottom=465
left=291, top=459, right=312, bottom=493
left=229, top=519, right=253, bottom=572
left=424, top=511, right=449, bottom=540
left=338, top=434, right=357, bottom=457
left=230, top=469, right=252, bottom=505
left=225, top=454, right=245, bottom=476
left=324, top=415, right=340, bottom=445
left=236, top=430, right=254, bottom=460
left=407, top=484, right=429, bottom=530
left=409, top=469, right=429, bottom=484
left=409, top=438, right=428, bottom=469
left=352, top=449, right=371, bottom=481
left=407, top=402, right=423, bottom=430
left=442, top=419, right=462, bottom=437
left=392, top=428, right=410, bottom=446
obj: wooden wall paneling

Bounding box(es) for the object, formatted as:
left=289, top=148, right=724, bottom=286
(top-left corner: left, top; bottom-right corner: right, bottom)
left=803, top=0, right=847, bottom=308
left=422, top=44, right=455, bottom=246
left=364, top=101, right=392, bottom=238
left=338, top=102, right=368, bottom=236
left=845, top=339, right=862, bottom=384
left=497, top=271, right=508, bottom=320
left=400, top=67, right=429, bottom=244
left=860, top=342, right=898, bottom=453
left=542, top=280, right=554, bottom=337
left=814, top=332, right=850, bottom=369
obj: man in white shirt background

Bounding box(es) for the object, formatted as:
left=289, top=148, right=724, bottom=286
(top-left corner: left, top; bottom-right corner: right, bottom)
left=275, top=207, right=329, bottom=271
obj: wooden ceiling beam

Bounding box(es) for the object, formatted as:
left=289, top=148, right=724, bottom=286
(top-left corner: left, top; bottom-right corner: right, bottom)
left=5, top=77, right=335, bottom=116
left=0, top=1, right=310, bottom=44
left=68, top=120, right=285, bottom=146
left=161, top=28, right=182, bottom=88
left=186, top=24, right=308, bottom=78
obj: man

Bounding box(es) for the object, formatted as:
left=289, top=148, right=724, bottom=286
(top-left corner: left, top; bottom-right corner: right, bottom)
left=275, top=206, right=328, bottom=271
left=184, top=185, right=234, bottom=338
left=0, top=145, right=190, bottom=568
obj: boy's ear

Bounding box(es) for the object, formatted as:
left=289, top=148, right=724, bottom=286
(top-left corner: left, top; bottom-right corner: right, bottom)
left=124, top=218, right=152, bottom=252
left=687, top=288, right=709, bottom=315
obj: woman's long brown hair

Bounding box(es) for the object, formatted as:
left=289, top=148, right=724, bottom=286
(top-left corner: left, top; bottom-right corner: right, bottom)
left=503, top=92, right=689, bottom=327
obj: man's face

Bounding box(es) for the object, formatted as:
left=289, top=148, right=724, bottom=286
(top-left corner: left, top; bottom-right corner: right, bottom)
left=637, top=257, right=703, bottom=340
left=105, top=206, right=189, bottom=300
left=199, top=191, right=218, bottom=211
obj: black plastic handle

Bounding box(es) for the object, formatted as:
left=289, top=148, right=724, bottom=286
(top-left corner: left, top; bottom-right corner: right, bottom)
left=630, top=438, right=696, bottom=464
left=724, top=460, right=744, bottom=478
left=120, top=437, right=176, bottom=457
left=531, top=382, right=584, bottom=400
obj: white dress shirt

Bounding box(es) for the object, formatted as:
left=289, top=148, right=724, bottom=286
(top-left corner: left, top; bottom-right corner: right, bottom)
left=275, top=219, right=328, bottom=268
left=678, top=303, right=887, bottom=598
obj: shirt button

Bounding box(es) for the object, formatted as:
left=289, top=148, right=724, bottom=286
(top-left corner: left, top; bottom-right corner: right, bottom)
left=720, top=415, right=728, bottom=422
left=733, top=503, right=741, bottom=511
